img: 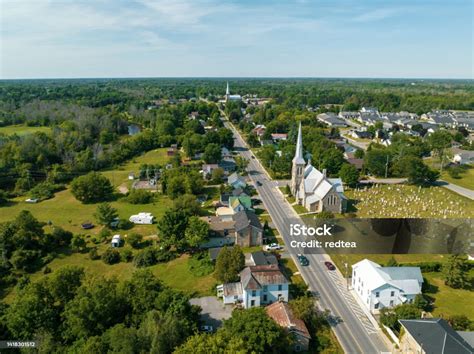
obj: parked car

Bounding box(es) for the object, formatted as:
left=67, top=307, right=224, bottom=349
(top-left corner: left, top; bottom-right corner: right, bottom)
left=297, top=254, right=309, bottom=266
left=200, top=325, right=214, bottom=333
left=265, top=243, right=283, bottom=251
left=324, top=261, right=336, bottom=270
left=25, top=198, right=38, bottom=203
left=256, top=181, right=262, bottom=186
left=251, top=155, right=255, bottom=159
left=81, top=222, right=94, bottom=230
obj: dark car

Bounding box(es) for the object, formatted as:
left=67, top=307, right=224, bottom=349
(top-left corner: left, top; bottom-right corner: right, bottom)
left=324, top=261, right=336, bottom=270
left=81, top=222, right=94, bottom=230
left=251, top=155, right=255, bottom=159
left=256, top=181, right=262, bottom=186
left=297, top=254, right=309, bottom=266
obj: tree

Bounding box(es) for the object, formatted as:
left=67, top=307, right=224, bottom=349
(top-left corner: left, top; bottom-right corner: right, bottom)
left=392, top=156, right=438, bottom=185
left=202, top=143, right=222, bottom=164
left=443, top=254, right=469, bottom=289
left=211, top=167, right=225, bottom=184
left=71, top=234, right=87, bottom=253
left=156, top=209, right=189, bottom=251
left=427, top=130, right=452, bottom=164
left=47, top=266, right=85, bottom=307
left=339, top=163, right=360, bottom=187
left=6, top=282, right=58, bottom=340
left=0, top=189, right=8, bottom=205
left=284, top=184, right=291, bottom=196
left=127, top=233, right=143, bottom=249
left=126, top=189, right=154, bottom=204
left=184, top=216, right=209, bottom=249
left=235, top=156, right=249, bottom=173
left=354, top=149, right=365, bottom=159
left=448, top=315, right=472, bottom=331
left=364, top=148, right=391, bottom=177
left=101, top=248, right=121, bottom=265
left=94, top=203, right=118, bottom=226
left=221, top=307, right=289, bottom=353
left=63, top=276, right=127, bottom=341
left=71, top=172, right=114, bottom=203
left=413, top=294, right=429, bottom=311
left=215, top=246, right=245, bottom=283
left=173, top=194, right=201, bottom=216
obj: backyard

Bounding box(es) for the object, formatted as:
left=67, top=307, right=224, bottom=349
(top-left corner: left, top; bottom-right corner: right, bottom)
left=0, top=125, right=52, bottom=136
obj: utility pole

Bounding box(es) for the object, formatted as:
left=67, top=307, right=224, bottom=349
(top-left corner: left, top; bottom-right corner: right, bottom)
left=384, top=155, right=389, bottom=179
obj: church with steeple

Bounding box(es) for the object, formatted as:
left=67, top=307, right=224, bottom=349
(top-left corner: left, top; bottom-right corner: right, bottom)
left=225, top=82, right=242, bottom=102
left=290, top=122, right=347, bottom=213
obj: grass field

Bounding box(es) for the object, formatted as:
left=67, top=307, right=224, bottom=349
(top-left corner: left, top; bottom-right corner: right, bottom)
left=3, top=251, right=216, bottom=304
left=101, top=148, right=170, bottom=187
left=0, top=125, right=52, bottom=136
left=0, top=148, right=174, bottom=235
left=345, top=184, right=474, bottom=218
left=441, top=167, right=474, bottom=190
left=329, top=254, right=474, bottom=319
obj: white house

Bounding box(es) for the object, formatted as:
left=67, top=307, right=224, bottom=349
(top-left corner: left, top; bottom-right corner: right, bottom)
left=111, top=234, right=121, bottom=248
left=219, top=265, right=289, bottom=308
left=129, top=212, right=154, bottom=224
left=452, top=149, right=474, bottom=165
left=352, top=259, right=423, bottom=313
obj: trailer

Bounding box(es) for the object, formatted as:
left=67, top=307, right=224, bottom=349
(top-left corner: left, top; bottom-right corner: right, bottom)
left=129, top=212, right=154, bottom=224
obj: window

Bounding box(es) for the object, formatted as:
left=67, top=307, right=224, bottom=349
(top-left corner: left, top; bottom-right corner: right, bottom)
left=390, top=291, right=395, bottom=297
left=252, top=290, right=256, bottom=296
left=375, top=303, right=379, bottom=309
left=375, top=292, right=380, bottom=298
left=295, top=345, right=301, bottom=352
left=263, top=286, right=268, bottom=292
left=263, top=295, right=267, bottom=302
left=278, top=285, right=282, bottom=291
left=251, top=300, right=255, bottom=307
left=390, top=300, right=394, bottom=306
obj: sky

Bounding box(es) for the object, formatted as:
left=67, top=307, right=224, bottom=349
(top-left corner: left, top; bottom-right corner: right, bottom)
left=1, top=0, right=473, bottom=79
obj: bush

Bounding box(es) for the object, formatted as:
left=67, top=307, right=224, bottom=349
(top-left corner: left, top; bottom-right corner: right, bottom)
left=101, top=248, right=121, bottom=265
left=0, top=189, right=9, bottom=205
left=120, top=249, right=134, bottom=262
left=29, top=182, right=63, bottom=201
left=89, top=247, right=100, bottom=260
left=133, top=247, right=174, bottom=267
left=402, top=262, right=442, bottom=272
left=127, top=233, right=143, bottom=249
left=43, top=266, right=52, bottom=274
left=188, top=252, right=214, bottom=276
left=70, top=172, right=114, bottom=203
left=126, top=189, right=154, bottom=204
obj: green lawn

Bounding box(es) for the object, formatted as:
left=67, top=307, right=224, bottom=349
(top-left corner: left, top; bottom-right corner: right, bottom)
left=0, top=125, right=52, bottom=136
left=441, top=167, right=474, bottom=190
left=101, top=148, right=170, bottom=187
left=345, top=184, right=474, bottom=218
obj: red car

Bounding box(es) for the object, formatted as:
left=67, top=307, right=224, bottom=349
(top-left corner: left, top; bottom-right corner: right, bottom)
left=324, top=261, right=336, bottom=270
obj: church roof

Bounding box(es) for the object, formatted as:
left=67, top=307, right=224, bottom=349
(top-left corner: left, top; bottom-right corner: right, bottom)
left=293, top=122, right=305, bottom=164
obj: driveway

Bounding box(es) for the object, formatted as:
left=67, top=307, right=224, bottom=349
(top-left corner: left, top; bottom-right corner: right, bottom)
left=189, top=296, right=234, bottom=329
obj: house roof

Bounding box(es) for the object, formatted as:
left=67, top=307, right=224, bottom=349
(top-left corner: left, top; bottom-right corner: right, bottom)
left=251, top=251, right=278, bottom=266
left=240, top=265, right=289, bottom=290
left=229, top=196, right=252, bottom=210
left=216, top=207, right=234, bottom=217
left=399, top=318, right=473, bottom=354
left=352, top=259, right=423, bottom=294
left=228, top=172, right=245, bottom=186
left=233, top=210, right=262, bottom=232
left=200, top=216, right=235, bottom=233
left=266, top=301, right=311, bottom=340
left=223, top=282, right=242, bottom=296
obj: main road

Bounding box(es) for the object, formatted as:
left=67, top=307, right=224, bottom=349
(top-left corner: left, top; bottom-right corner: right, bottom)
left=224, top=119, right=390, bottom=354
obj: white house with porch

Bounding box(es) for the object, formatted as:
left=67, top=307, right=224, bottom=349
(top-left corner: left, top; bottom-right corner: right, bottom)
left=352, top=259, right=423, bottom=314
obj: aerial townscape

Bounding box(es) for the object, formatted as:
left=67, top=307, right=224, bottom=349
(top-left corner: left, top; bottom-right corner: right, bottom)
left=0, top=78, right=473, bottom=354
left=1, top=0, right=473, bottom=353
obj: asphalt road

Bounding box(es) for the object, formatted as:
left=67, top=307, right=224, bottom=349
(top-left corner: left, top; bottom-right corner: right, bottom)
left=225, top=119, right=390, bottom=354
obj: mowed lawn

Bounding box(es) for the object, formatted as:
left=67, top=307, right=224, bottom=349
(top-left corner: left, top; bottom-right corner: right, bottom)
left=329, top=254, right=474, bottom=319
left=102, top=148, right=170, bottom=187
left=345, top=184, right=474, bottom=218
left=0, top=148, right=174, bottom=235
left=441, top=167, right=474, bottom=191
left=0, top=125, right=52, bottom=136
left=0, top=189, right=173, bottom=236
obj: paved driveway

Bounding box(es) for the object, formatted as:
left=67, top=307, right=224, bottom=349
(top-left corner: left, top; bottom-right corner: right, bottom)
left=189, top=296, right=234, bottom=329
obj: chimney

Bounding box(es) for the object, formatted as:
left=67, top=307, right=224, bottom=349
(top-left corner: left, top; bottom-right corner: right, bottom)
left=322, top=169, right=327, bottom=177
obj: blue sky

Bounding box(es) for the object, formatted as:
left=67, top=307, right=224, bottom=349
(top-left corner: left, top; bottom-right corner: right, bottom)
left=1, top=0, right=472, bottom=79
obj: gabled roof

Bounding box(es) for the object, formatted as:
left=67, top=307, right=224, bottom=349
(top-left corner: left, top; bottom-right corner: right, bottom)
left=229, top=196, right=252, bottom=210
left=240, top=265, right=289, bottom=290
left=233, top=210, right=262, bottom=232
left=352, top=259, right=423, bottom=294
left=251, top=251, right=278, bottom=266
left=228, top=172, right=245, bottom=186
left=266, top=301, right=311, bottom=340
left=399, top=318, right=473, bottom=354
